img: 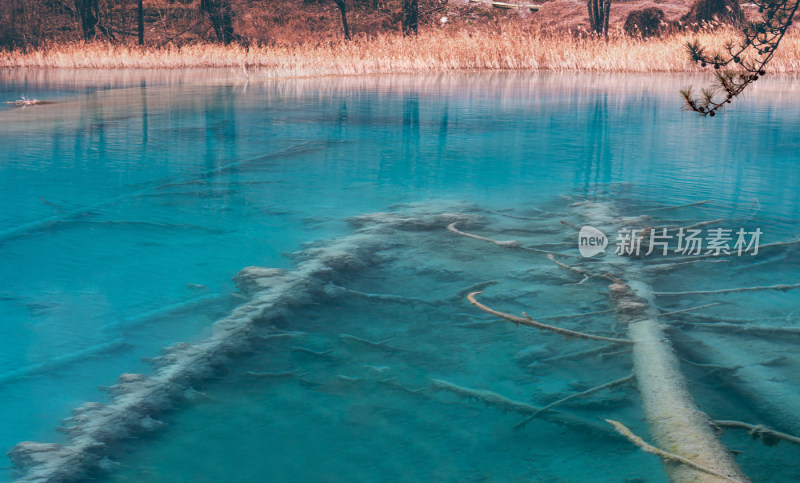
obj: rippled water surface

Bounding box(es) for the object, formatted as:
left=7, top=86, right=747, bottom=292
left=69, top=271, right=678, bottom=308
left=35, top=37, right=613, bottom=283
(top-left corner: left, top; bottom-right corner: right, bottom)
left=1, top=70, right=799, bottom=482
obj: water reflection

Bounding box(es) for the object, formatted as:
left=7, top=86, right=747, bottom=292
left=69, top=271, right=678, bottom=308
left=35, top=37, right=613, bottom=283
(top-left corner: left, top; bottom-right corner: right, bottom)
left=2, top=71, right=800, bottom=224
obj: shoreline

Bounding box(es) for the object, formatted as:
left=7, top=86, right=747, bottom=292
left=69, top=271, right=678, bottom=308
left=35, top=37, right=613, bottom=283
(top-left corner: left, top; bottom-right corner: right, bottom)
left=4, top=71, right=799, bottom=121
left=4, top=27, right=800, bottom=75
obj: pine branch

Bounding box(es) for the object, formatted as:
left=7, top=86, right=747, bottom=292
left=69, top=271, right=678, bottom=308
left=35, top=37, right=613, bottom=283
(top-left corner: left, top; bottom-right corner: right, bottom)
left=683, top=0, right=800, bottom=116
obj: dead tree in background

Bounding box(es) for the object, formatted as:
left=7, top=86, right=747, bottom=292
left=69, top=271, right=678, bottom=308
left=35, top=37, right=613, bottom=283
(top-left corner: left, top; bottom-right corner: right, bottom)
left=74, top=0, right=99, bottom=39
left=137, top=0, right=144, bottom=45
left=74, top=0, right=115, bottom=41
left=587, top=0, right=610, bottom=37
left=402, top=0, right=418, bottom=36
left=201, top=0, right=235, bottom=44
left=332, top=0, right=352, bottom=40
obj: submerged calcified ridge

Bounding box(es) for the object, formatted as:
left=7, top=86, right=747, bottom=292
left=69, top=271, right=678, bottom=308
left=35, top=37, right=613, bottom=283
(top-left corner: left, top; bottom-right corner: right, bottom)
left=6, top=202, right=479, bottom=483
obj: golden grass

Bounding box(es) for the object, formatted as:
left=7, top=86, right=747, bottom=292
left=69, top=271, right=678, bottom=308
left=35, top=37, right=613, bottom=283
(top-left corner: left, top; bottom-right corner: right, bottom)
left=3, top=26, right=800, bottom=75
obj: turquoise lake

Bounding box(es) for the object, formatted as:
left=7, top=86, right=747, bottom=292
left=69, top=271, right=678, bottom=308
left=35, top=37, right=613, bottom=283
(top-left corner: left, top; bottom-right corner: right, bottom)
left=0, top=70, right=799, bottom=482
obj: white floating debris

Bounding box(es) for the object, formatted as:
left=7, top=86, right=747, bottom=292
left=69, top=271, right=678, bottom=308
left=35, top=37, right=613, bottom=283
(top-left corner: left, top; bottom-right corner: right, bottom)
left=5, top=95, right=41, bottom=106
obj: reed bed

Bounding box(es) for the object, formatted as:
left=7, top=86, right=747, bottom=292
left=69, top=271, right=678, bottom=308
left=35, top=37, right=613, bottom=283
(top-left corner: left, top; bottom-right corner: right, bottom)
left=3, top=26, right=800, bottom=75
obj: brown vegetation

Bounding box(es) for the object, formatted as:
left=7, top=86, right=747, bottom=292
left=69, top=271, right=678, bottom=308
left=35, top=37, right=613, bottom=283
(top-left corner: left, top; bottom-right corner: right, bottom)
left=0, top=0, right=797, bottom=77
left=3, top=25, right=800, bottom=74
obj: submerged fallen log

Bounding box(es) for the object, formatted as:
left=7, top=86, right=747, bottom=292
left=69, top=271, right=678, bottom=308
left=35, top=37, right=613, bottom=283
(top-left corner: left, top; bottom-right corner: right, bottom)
left=467, top=292, right=632, bottom=345
left=673, top=332, right=800, bottom=437
left=7, top=202, right=478, bottom=483
left=464, top=200, right=750, bottom=483
left=606, top=420, right=740, bottom=483
left=675, top=320, right=800, bottom=337
left=429, top=379, right=622, bottom=440
left=468, top=290, right=747, bottom=482
left=584, top=201, right=748, bottom=483
left=447, top=222, right=521, bottom=248
left=606, top=278, right=748, bottom=483
left=448, top=222, right=582, bottom=258
left=642, top=200, right=715, bottom=212
left=654, top=282, right=800, bottom=297
left=712, top=420, right=800, bottom=447
left=0, top=339, right=129, bottom=387
left=515, top=374, right=634, bottom=429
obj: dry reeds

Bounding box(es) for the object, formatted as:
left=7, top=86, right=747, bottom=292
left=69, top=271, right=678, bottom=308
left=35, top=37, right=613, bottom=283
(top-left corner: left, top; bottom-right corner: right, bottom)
left=3, top=26, right=800, bottom=75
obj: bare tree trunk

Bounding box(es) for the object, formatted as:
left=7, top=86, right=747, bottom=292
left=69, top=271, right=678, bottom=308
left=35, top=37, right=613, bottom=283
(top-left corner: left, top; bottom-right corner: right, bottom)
left=332, top=0, right=351, bottom=41
left=75, top=0, right=98, bottom=40
left=220, top=0, right=234, bottom=44
left=201, top=0, right=235, bottom=44
left=587, top=0, right=610, bottom=37
left=74, top=0, right=115, bottom=41
left=402, top=0, right=418, bottom=36
left=137, top=0, right=144, bottom=45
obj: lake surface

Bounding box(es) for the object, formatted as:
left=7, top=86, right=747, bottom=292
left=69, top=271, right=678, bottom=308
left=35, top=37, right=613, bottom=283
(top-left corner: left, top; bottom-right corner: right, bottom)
left=1, top=70, right=799, bottom=482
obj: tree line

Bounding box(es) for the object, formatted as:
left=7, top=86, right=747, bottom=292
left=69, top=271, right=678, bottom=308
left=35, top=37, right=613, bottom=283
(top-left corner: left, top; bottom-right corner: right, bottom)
left=0, top=0, right=432, bottom=48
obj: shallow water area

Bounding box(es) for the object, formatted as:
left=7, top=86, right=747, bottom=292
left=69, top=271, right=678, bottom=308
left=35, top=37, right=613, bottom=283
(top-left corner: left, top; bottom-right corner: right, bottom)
left=1, top=70, right=799, bottom=482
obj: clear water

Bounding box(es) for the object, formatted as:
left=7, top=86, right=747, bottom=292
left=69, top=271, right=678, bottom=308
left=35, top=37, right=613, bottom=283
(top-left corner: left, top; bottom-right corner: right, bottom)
left=1, top=71, right=799, bottom=482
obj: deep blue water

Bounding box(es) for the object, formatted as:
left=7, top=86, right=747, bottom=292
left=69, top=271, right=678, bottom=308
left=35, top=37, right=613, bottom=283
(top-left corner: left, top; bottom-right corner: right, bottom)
left=0, top=70, right=799, bottom=482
